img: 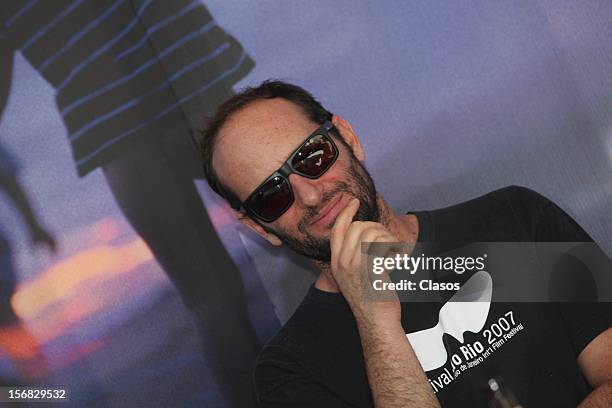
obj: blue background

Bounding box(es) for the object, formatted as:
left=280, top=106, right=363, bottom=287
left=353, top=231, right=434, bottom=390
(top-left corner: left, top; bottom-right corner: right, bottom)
left=1, top=1, right=611, bottom=406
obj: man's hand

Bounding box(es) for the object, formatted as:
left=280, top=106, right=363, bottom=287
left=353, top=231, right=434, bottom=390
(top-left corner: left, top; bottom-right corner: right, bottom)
left=330, top=198, right=402, bottom=319
left=329, top=198, right=440, bottom=408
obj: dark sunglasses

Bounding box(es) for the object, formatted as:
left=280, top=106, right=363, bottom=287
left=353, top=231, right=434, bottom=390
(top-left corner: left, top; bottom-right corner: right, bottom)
left=241, top=121, right=339, bottom=223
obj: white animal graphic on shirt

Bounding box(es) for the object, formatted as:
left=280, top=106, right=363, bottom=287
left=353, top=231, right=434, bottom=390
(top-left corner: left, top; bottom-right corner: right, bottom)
left=406, top=271, right=493, bottom=372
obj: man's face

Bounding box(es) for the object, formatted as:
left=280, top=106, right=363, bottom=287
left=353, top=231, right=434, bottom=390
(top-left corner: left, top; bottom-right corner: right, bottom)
left=213, top=98, right=380, bottom=262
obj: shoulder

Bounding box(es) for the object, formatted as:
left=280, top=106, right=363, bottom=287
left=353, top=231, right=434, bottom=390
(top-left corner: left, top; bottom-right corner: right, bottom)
left=497, top=185, right=592, bottom=242
left=254, top=298, right=323, bottom=385
left=255, top=292, right=345, bottom=365
left=487, top=185, right=556, bottom=236
left=425, top=184, right=593, bottom=243
left=254, top=335, right=301, bottom=401
left=253, top=303, right=331, bottom=404
left=254, top=292, right=364, bottom=403
left=493, top=184, right=553, bottom=212
left=424, top=185, right=555, bottom=241
left=460, top=185, right=553, bottom=216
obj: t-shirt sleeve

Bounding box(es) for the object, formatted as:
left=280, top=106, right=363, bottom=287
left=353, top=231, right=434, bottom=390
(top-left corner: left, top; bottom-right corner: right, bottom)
left=515, top=188, right=612, bottom=355
left=556, top=303, right=612, bottom=356
left=533, top=197, right=594, bottom=243
left=255, top=346, right=353, bottom=408
left=501, top=185, right=594, bottom=242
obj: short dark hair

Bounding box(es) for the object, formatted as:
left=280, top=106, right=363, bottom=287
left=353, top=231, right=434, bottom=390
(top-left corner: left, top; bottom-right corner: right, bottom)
left=199, top=80, right=336, bottom=211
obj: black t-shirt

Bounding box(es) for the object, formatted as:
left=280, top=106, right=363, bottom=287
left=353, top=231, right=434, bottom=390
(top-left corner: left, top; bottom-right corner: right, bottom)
left=254, top=186, right=612, bottom=407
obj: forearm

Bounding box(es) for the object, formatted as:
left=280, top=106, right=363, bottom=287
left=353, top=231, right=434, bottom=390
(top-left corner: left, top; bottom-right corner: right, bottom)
left=355, top=311, right=440, bottom=408
left=578, top=380, right=612, bottom=408
left=329, top=201, right=438, bottom=406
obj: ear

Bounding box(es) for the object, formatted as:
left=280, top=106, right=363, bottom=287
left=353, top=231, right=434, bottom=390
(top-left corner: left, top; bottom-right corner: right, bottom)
left=332, top=114, right=365, bottom=161
left=238, top=212, right=282, bottom=246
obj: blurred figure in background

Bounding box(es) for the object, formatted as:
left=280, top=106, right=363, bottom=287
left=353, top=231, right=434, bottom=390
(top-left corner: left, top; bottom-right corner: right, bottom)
left=0, top=143, right=55, bottom=383
left=1, top=2, right=267, bottom=405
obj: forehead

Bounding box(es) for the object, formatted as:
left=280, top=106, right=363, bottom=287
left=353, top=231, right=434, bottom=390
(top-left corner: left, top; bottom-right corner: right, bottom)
left=213, top=98, right=319, bottom=199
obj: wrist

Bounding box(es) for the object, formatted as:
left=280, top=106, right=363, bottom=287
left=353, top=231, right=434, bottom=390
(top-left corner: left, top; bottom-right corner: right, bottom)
left=351, top=301, right=401, bottom=328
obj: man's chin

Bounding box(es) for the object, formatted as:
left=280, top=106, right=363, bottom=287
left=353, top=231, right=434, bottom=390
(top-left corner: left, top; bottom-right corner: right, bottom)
left=291, top=245, right=331, bottom=263
left=307, top=223, right=334, bottom=238
left=299, top=228, right=328, bottom=241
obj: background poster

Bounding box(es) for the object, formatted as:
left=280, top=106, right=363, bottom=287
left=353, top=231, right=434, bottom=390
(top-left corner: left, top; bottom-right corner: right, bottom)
left=0, top=1, right=610, bottom=406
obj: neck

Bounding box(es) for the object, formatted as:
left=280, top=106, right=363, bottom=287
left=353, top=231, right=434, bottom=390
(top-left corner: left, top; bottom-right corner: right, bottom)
left=314, top=194, right=419, bottom=293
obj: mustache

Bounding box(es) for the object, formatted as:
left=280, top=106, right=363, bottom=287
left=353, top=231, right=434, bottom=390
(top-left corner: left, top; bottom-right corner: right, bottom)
left=297, top=182, right=353, bottom=232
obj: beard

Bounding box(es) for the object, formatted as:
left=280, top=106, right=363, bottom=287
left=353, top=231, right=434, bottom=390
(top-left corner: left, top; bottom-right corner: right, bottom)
left=262, top=151, right=380, bottom=262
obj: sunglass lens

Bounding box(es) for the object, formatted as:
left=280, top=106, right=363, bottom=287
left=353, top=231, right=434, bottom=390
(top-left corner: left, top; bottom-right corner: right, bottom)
left=291, top=134, right=337, bottom=177
left=246, top=176, right=292, bottom=222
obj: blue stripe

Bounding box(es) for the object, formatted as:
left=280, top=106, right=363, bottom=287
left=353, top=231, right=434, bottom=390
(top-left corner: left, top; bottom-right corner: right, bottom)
left=61, top=20, right=216, bottom=116
left=115, top=0, right=200, bottom=61
left=68, top=41, right=230, bottom=141
left=56, top=0, right=153, bottom=91
left=166, top=42, right=229, bottom=82
left=75, top=51, right=247, bottom=168
left=20, top=0, right=86, bottom=51
left=38, top=0, right=127, bottom=72
left=5, top=0, right=38, bottom=28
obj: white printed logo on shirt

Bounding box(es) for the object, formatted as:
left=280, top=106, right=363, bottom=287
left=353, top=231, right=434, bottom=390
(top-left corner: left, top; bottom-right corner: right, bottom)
left=405, top=271, right=493, bottom=372
left=405, top=271, right=525, bottom=393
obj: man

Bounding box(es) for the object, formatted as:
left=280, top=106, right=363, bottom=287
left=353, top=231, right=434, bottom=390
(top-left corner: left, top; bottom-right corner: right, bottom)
left=200, top=80, right=612, bottom=407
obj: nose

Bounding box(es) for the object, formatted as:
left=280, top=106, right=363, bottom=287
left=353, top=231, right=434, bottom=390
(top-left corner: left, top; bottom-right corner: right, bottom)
left=288, top=173, right=323, bottom=208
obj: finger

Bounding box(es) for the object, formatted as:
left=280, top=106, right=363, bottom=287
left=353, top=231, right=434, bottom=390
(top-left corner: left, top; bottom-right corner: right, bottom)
left=364, top=234, right=402, bottom=260
left=339, top=223, right=386, bottom=263
left=348, top=229, right=396, bottom=266
left=330, top=198, right=360, bottom=257
left=337, top=221, right=387, bottom=255
left=337, top=224, right=389, bottom=271
left=363, top=236, right=405, bottom=280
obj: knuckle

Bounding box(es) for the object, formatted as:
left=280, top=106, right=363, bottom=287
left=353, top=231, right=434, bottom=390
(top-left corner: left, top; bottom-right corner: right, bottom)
left=371, top=234, right=388, bottom=243
left=377, top=233, right=395, bottom=242
left=350, top=221, right=363, bottom=229
left=363, top=221, right=384, bottom=229
left=338, top=257, right=350, bottom=271
left=362, top=230, right=379, bottom=243
left=347, top=222, right=364, bottom=236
